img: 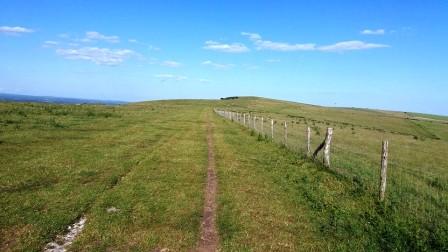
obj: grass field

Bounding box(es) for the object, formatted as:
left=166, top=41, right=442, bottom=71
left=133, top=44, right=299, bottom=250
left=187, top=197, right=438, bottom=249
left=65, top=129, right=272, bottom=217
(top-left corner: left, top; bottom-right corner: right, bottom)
left=1, top=97, right=447, bottom=251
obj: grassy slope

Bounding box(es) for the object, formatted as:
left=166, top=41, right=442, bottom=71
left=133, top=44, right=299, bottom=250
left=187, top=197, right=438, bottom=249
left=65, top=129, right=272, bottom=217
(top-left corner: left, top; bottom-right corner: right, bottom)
left=1, top=97, right=447, bottom=251
left=0, top=101, right=210, bottom=251
left=216, top=97, right=448, bottom=251
left=213, top=117, right=320, bottom=251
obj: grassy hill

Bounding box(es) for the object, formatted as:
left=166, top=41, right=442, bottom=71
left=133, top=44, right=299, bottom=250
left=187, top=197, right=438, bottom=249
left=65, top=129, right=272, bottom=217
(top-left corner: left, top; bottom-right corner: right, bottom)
left=0, top=98, right=447, bottom=251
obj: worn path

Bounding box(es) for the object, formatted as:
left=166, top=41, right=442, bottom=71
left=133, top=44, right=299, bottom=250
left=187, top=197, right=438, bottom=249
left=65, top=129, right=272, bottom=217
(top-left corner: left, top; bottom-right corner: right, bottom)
left=196, top=120, right=219, bottom=252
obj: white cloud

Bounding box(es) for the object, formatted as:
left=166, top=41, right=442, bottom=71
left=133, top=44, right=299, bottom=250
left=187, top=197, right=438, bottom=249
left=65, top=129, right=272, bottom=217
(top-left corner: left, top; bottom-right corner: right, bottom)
left=318, top=40, right=389, bottom=52
left=154, top=74, right=188, bottom=81
left=128, top=39, right=138, bottom=43
left=42, top=41, right=59, bottom=48
left=242, top=32, right=315, bottom=51
left=242, top=32, right=389, bottom=52
left=161, top=60, right=182, bottom=67
left=56, top=47, right=135, bottom=65
left=81, top=31, right=120, bottom=43
left=203, top=40, right=249, bottom=53
left=257, top=40, right=315, bottom=51
left=361, top=29, right=385, bottom=35
left=241, top=32, right=262, bottom=41
left=201, top=60, right=234, bottom=69
left=0, top=26, right=34, bottom=35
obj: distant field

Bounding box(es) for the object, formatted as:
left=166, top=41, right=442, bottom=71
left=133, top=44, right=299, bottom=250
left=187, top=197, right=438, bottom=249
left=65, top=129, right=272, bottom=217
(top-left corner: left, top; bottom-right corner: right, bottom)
left=1, top=97, right=447, bottom=251
left=408, top=112, right=448, bottom=122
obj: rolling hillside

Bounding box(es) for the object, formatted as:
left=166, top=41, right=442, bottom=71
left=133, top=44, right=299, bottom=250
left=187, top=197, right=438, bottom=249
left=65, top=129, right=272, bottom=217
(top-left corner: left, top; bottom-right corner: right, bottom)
left=0, top=97, right=447, bottom=251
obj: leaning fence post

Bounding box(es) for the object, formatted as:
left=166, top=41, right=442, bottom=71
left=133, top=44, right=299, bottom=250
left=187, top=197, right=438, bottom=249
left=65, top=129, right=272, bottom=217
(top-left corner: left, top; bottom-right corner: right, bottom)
left=271, top=119, right=274, bottom=139
left=323, top=128, right=333, bottom=167
left=284, top=121, right=288, bottom=146
left=379, top=140, right=389, bottom=202
left=307, top=126, right=311, bottom=155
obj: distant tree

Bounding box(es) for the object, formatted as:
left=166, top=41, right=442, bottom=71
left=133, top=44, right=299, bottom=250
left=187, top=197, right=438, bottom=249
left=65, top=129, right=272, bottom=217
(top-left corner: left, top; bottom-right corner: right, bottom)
left=220, top=96, right=239, bottom=100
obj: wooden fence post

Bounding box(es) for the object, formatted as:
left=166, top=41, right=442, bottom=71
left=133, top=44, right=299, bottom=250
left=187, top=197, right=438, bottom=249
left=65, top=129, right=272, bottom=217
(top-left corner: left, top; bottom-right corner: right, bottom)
left=323, top=128, right=333, bottom=167
left=271, top=119, right=274, bottom=139
left=379, top=140, right=389, bottom=202
left=307, top=126, right=311, bottom=155
left=261, top=117, right=264, bottom=135
left=254, top=116, right=257, bottom=131
left=243, top=113, right=246, bottom=126
left=284, top=121, right=288, bottom=146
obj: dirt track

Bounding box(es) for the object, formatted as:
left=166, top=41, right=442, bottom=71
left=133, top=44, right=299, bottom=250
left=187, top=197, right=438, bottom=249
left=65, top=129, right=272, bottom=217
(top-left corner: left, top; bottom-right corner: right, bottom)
left=196, top=120, right=219, bottom=252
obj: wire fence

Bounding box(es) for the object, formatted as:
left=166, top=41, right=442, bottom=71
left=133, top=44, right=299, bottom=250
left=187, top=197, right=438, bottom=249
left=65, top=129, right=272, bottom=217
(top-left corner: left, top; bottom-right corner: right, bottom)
left=214, top=109, right=447, bottom=239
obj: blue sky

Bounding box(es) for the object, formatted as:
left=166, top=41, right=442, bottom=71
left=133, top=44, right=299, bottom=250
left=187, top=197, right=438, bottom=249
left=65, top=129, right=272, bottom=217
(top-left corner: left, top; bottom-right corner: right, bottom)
left=1, top=1, right=447, bottom=115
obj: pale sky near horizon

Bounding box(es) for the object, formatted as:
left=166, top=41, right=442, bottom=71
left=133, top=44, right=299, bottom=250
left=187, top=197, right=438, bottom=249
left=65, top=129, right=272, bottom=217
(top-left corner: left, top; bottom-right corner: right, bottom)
left=1, top=1, right=447, bottom=115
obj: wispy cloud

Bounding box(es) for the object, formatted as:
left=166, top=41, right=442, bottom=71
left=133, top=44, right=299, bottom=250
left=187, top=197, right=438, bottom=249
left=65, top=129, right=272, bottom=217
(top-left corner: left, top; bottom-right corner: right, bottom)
left=0, top=26, right=34, bottom=35
left=161, top=60, right=182, bottom=67
left=242, top=32, right=315, bottom=51
left=318, top=40, right=389, bottom=52
left=81, top=31, right=120, bottom=43
left=42, top=40, right=60, bottom=48
left=361, top=29, right=385, bottom=35
left=154, top=74, right=188, bottom=81
left=128, top=38, right=160, bottom=51
left=203, top=40, right=249, bottom=53
left=148, top=45, right=161, bottom=51
left=56, top=47, right=135, bottom=65
left=242, top=32, right=389, bottom=52
left=58, top=33, right=70, bottom=39
left=201, top=60, right=234, bottom=69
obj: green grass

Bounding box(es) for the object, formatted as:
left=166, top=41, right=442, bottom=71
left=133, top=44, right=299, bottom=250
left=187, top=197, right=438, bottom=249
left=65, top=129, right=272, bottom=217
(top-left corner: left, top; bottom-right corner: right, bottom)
left=0, top=101, right=210, bottom=251
left=216, top=97, right=448, bottom=251
left=1, top=97, right=447, bottom=251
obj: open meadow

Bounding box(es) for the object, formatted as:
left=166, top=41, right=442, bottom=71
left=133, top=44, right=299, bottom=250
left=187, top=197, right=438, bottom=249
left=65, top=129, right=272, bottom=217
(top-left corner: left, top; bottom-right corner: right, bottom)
left=0, top=97, right=447, bottom=251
